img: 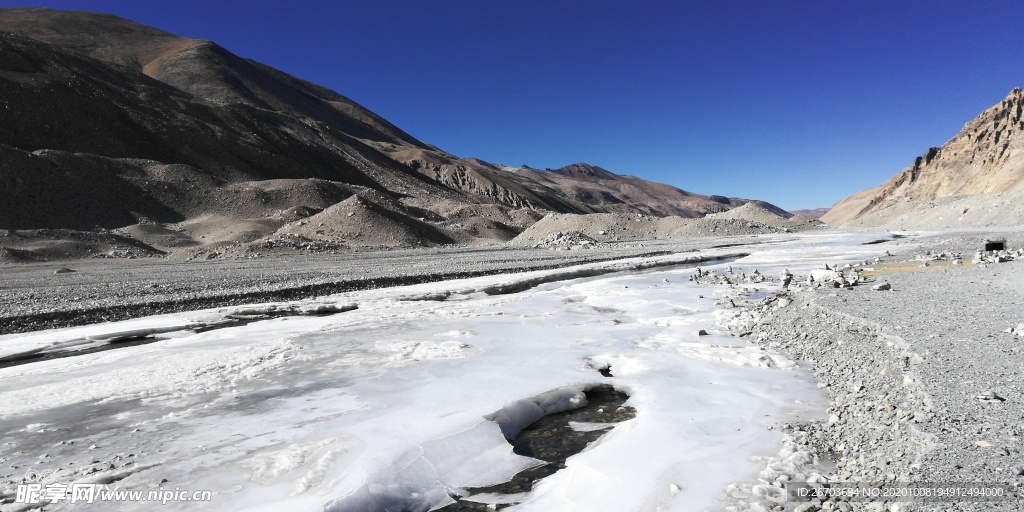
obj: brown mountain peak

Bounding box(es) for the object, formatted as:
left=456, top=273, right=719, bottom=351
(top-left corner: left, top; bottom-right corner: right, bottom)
left=823, top=87, right=1024, bottom=227
left=551, top=163, right=619, bottom=180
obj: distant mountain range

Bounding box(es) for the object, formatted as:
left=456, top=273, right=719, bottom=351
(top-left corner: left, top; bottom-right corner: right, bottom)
left=0, top=8, right=793, bottom=260
left=824, top=88, right=1024, bottom=228
left=789, top=208, right=830, bottom=220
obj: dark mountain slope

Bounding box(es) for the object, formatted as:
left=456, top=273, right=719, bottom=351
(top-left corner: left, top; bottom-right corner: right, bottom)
left=0, top=32, right=391, bottom=187
left=0, top=7, right=800, bottom=261
left=0, top=7, right=424, bottom=148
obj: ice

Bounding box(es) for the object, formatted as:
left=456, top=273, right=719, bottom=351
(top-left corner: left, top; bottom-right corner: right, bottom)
left=568, top=421, right=619, bottom=432
left=324, top=421, right=544, bottom=510
left=0, top=234, right=907, bottom=511
left=420, top=421, right=542, bottom=488
left=0, top=300, right=356, bottom=363
left=485, top=385, right=590, bottom=439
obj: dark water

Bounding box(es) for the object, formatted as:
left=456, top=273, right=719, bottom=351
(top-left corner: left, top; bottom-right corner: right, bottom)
left=439, top=384, right=635, bottom=511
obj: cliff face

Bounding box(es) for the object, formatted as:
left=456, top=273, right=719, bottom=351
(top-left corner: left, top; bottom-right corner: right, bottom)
left=824, top=88, right=1024, bottom=227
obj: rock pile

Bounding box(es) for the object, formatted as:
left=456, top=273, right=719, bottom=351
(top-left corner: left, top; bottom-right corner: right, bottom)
left=672, top=217, right=788, bottom=237
left=531, top=231, right=602, bottom=250
left=971, top=246, right=1022, bottom=265
left=803, top=264, right=868, bottom=289
left=1006, top=323, right=1024, bottom=337
left=689, top=265, right=774, bottom=286
left=692, top=257, right=909, bottom=295
left=910, top=249, right=964, bottom=265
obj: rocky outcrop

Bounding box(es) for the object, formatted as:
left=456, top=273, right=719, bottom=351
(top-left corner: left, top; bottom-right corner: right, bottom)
left=824, top=88, right=1024, bottom=227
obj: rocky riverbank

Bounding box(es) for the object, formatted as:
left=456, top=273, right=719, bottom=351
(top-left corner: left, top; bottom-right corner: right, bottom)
left=723, top=233, right=1024, bottom=511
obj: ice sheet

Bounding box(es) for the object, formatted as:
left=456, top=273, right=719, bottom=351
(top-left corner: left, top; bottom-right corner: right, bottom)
left=0, top=233, right=906, bottom=511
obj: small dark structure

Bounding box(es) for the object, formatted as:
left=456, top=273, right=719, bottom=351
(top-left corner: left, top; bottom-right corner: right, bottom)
left=984, top=239, right=1006, bottom=252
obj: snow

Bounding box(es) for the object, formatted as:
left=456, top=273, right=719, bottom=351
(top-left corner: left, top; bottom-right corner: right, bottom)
left=0, top=232, right=908, bottom=511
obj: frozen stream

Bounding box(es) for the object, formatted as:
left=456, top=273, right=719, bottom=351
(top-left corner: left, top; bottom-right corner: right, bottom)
left=0, top=233, right=902, bottom=511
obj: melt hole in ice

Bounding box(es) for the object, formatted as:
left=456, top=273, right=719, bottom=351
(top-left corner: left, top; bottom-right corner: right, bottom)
left=441, top=385, right=634, bottom=510
left=585, top=358, right=614, bottom=378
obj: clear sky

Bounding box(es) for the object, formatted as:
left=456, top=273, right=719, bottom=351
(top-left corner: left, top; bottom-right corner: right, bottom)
left=6, top=1, right=1024, bottom=210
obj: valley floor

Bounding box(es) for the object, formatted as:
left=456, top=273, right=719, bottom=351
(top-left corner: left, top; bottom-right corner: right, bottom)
left=1, top=229, right=1022, bottom=511
left=0, top=236, right=776, bottom=334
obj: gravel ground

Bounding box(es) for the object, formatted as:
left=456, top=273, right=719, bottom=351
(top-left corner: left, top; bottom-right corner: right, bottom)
left=743, top=230, right=1024, bottom=511
left=0, top=235, right=779, bottom=334
left=6, top=229, right=1024, bottom=511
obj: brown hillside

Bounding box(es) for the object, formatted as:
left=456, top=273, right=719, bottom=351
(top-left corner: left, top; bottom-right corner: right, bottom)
left=824, top=88, right=1024, bottom=227
left=0, top=7, right=801, bottom=261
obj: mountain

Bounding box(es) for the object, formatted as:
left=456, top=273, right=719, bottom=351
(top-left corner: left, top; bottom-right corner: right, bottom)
left=823, top=88, right=1024, bottom=227
left=376, top=150, right=784, bottom=219
left=511, top=163, right=790, bottom=218
left=0, top=8, right=794, bottom=261
left=0, top=8, right=424, bottom=148
left=790, top=208, right=830, bottom=220
left=0, top=10, right=461, bottom=226
left=371, top=145, right=598, bottom=214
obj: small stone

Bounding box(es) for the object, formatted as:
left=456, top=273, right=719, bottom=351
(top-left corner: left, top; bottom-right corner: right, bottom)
left=697, top=329, right=710, bottom=336
left=871, top=282, right=891, bottom=291
left=54, top=268, right=76, bottom=274
left=976, top=440, right=997, bottom=448
left=976, top=390, right=1005, bottom=403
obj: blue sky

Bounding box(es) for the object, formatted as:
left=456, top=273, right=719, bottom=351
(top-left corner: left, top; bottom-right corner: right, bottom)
left=7, top=1, right=1024, bottom=210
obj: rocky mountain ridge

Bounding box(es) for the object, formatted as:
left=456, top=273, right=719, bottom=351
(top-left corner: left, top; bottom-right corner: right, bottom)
left=823, top=88, right=1024, bottom=227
